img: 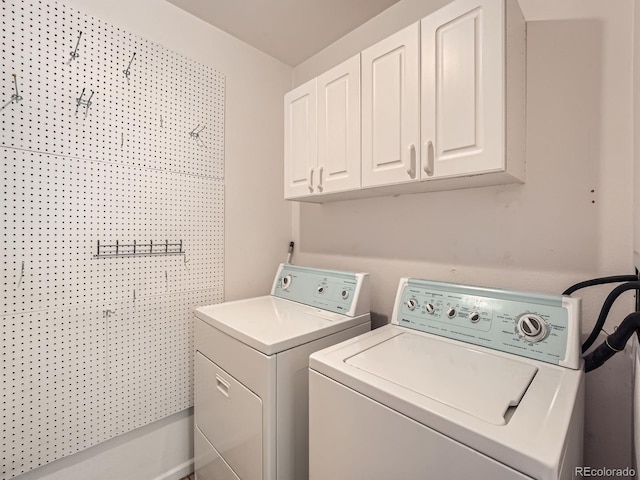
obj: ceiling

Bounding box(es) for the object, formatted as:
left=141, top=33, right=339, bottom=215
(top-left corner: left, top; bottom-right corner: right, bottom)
left=166, top=0, right=402, bottom=66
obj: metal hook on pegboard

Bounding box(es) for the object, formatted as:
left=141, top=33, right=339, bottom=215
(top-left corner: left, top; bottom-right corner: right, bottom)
left=1, top=74, right=24, bottom=112
left=189, top=124, right=206, bottom=145
left=123, top=52, right=136, bottom=84
left=68, top=30, right=83, bottom=64
left=75, top=87, right=94, bottom=117
left=15, top=261, right=25, bottom=290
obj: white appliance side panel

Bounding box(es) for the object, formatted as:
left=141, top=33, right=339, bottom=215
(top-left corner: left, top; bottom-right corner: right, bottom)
left=276, top=322, right=371, bottom=480
left=195, top=427, right=241, bottom=480
left=195, top=353, right=262, bottom=480
left=309, top=371, right=532, bottom=480
left=557, top=374, right=585, bottom=480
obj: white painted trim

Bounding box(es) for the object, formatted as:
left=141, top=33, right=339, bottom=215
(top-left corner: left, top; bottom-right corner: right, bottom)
left=13, top=410, right=194, bottom=480
left=151, top=459, right=194, bottom=480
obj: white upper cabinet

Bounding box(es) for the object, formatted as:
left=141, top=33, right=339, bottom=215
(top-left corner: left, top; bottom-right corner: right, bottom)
left=361, top=22, right=420, bottom=188
left=284, top=55, right=361, bottom=199
left=284, top=79, right=317, bottom=198
left=421, top=0, right=525, bottom=182
left=283, top=0, right=525, bottom=202
left=317, top=55, right=361, bottom=194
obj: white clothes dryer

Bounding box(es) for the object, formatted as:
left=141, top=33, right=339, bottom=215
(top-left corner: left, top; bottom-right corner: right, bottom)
left=309, top=278, right=584, bottom=480
left=193, top=264, right=370, bottom=480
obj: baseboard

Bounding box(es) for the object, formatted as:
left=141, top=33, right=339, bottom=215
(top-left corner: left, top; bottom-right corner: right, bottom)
left=12, top=409, right=194, bottom=480
left=152, top=458, right=194, bottom=480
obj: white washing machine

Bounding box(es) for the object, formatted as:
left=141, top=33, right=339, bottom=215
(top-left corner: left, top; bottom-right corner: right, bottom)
left=309, top=278, right=584, bottom=480
left=193, top=263, right=370, bottom=480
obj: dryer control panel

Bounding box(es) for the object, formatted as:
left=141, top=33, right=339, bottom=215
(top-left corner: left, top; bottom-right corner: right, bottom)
left=271, top=264, right=370, bottom=317
left=392, top=278, right=581, bottom=369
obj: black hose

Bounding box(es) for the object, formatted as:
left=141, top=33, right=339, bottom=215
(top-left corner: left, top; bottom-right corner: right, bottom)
left=582, top=282, right=640, bottom=353
left=636, top=268, right=640, bottom=312
left=584, top=312, right=640, bottom=372
left=563, top=275, right=638, bottom=296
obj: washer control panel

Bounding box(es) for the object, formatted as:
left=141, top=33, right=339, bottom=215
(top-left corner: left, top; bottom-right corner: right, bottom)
left=392, top=279, right=581, bottom=369
left=271, top=264, right=369, bottom=317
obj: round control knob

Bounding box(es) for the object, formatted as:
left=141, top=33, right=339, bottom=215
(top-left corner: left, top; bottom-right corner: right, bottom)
left=317, top=285, right=326, bottom=294
left=425, top=303, right=435, bottom=314
left=517, top=314, right=547, bottom=342
left=469, top=312, right=480, bottom=323
left=406, top=298, right=418, bottom=311
left=281, top=275, right=292, bottom=290
left=341, top=289, right=349, bottom=300
left=447, top=307, right=457, bottom=319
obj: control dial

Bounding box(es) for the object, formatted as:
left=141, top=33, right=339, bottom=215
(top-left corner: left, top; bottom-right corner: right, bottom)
left=406, top=298, right=418, bottom=311
left=281, top=275, right=292, bottom=290
left=517, top=314, right=548, bottom=342
left=425, top=303, right=435, bottom=314
left=446, top=307, right=457, bottom=319
left=469, top=311, right=481, bottom=323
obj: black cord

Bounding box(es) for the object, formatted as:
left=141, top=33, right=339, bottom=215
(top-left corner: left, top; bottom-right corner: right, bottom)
left=562, top=275, right=638, bottom=296
left=581, top=282, right=640, bottom=353
left=584, top=312, right=640, bottom=372
left=636, top=267, right=640, bottom=313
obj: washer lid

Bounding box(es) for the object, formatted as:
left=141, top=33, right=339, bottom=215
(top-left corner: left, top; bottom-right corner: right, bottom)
left=195, top=296, right=369, bottom=355
left=345, top=332, right=538, bottom=426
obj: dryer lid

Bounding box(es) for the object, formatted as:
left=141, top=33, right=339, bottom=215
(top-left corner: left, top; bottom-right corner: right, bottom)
left=195, top=296, right=369, bottom=355
left=345, top=332, right=538, bottom=426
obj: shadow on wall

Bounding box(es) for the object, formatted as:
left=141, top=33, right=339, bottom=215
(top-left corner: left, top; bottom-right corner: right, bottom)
left=298, top=19, right=603, bottom=274
left=371, top=312, right=389, bottom=330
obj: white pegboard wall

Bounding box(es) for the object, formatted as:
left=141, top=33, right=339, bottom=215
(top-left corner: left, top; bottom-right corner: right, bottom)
left=2, top=306, right=110, bottom=476
left=1, top=1, right=225, bottom=478
left=1, top=0, right=224, bottom=177
left=2, top=290, right=220, bottom=478
left=108, top=290, right=220, bottom=436
left=2, top=148, right=224, bottom=313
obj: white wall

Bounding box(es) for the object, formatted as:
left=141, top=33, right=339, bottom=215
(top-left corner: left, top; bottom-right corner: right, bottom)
left=292, top=0, right=636, bottom=472
left=13, top=1, right=292, bottom=479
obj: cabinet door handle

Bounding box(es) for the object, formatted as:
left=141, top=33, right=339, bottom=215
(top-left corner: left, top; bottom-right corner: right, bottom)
left=317, top=166, right=324, bottom=192
left=406, top=144, right=416, bottom=178
left=308, top=167, right=314, bottom=192
left=423, top=141, right=434, bottom=177
left=216, top=374, right=230, bottom=397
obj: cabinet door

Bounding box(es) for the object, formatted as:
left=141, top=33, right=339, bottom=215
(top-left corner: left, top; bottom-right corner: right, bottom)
left=421, top=0, right=503, bottom=180
left=284, top=79, right=317, bottom=198
left=317, top=54, right=361, bottom=194
left=361, top=22, right=420, bottom=188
